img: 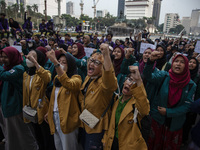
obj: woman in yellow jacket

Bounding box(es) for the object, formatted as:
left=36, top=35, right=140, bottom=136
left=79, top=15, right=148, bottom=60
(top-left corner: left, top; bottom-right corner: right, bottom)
left=79, top=43, right=118, bottom=150
left=23, top=49, right=55, bottom=150
left=102, top=66, right=150, bottom=150
left=45, top=50, right=82, bottom=150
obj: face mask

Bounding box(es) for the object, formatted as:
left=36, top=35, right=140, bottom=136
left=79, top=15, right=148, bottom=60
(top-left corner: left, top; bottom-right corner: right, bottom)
left=60, top=64, right=65, bottom=70
left=26, top=59, right=35, bottom=68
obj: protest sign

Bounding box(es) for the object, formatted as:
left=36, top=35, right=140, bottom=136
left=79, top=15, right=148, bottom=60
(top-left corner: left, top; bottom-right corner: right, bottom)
left=140, top=43, right=156, bottom=54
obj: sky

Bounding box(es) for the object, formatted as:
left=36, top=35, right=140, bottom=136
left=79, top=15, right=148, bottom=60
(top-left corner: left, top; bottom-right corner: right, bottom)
left=67, top=0, right=200, bottom=25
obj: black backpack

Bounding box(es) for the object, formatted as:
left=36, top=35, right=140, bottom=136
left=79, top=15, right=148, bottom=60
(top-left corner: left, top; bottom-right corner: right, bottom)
left=132, top=104, right=152, bottom=144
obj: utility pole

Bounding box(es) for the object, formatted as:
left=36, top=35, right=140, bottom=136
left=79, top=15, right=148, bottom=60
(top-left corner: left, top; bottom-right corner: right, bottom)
left=57, top=0, right=61, bottom=17
left=44, top=0, right=47, bottom=21
left=80, top=0, right=84, bottom=15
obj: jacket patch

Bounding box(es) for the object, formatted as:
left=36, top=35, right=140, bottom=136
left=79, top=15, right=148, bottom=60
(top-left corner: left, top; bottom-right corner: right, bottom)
left=9, top=69, right=15, bottom=74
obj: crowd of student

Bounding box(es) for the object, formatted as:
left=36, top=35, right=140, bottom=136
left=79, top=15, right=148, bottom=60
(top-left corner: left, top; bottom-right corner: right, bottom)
left=0, top=14, right=200, bottom=150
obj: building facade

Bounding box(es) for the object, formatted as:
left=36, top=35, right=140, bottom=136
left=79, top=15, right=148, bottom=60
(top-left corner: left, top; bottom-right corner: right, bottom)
left=125, top=0, right=154, bottom=20
left=152, top=0, right=162, bottom=27
left=97, top=10, right=103, bottom=18
left=118, top=0, right=125, bottom=18
left=181, top=17, right=191, bottom=34
left=163, top=13, right=180, bottom=33
left=190, top=9, right=200, bottom=35
left=66, top=1, right=74, bottom=15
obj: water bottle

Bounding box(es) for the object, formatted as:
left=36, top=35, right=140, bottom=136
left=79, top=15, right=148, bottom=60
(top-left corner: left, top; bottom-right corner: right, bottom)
left=38, top=99, right=43, bottom=109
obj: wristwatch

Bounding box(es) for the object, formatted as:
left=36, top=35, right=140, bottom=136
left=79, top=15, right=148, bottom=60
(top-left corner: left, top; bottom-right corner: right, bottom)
left=54, top=63, right=60, bottom=68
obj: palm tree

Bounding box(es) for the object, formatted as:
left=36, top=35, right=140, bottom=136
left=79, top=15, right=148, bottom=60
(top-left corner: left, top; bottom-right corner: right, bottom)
left=11, top=3, right=19, bottom=19
left=0, top=1, right=7, bottom=13
left=32, top=4, right=38, bottom=13
left=26, top=5, right=32, bottom=15
left=6, top=6, right=13, bottom=18
left=20, top=3, right=25, bottom=18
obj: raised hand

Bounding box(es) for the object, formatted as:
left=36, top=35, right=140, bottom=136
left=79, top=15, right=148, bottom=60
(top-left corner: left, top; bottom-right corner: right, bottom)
left=46, top=50, right=58, bottom=64
left=129, top=66, right=142, bottom=86
left=150, top=51, right=161, bottom=62
left=125, top=48, right=135, bottom=59
left=100, top=43, right=110, bottom=57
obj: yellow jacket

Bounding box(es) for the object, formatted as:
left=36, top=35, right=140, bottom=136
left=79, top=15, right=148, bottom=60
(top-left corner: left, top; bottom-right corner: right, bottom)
left=79, top=66, right=118, bottom=134
left=23, top=67, right=51, bottom=124
left=47, top=73, right=82, bottom=135
left=102, top=84, right=150, bottom=150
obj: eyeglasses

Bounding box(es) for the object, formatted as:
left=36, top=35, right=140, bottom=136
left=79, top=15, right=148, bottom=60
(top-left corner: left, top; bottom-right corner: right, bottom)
left=88, top=58, right=102, bottom=66
left=125, top=77, right=135, bottom=85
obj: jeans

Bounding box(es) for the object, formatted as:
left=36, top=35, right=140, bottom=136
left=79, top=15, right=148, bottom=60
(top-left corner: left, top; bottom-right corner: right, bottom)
left=80, top=129, right=104, bottom=150
left=53, top=111, right=80, bottom=150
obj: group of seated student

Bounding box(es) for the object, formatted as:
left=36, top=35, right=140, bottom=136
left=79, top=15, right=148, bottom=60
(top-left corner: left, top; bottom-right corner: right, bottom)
left=0, top=27, right=199, bottom=150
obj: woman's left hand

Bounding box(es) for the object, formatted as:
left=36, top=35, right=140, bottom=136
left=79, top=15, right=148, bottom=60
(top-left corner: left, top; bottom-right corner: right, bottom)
left=158, top=106, right=166, bottom=116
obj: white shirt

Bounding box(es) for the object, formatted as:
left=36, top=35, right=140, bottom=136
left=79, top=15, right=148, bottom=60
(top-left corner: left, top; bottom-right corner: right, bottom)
left=53, top=87, right=60, bottom=112
left=29, top=75, right=34, bottom=89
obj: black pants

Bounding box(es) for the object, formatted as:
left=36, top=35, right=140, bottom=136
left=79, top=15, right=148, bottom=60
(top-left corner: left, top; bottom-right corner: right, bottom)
left=47, top=30, right=54, bottom=36
left=40, top=29, right=47, bottom=36
left=111, top=136, right=119, bottom=150
left=0, top=30, right=9, bottom=39
left=31, top=121, right=56, bottom=150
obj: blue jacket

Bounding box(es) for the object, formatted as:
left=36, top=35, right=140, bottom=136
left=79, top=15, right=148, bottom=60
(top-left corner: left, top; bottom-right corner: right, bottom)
left=0, top=65, right=25, bottom=118
left=0, top=18, right=9, bottom=30
left=39, top=23, right=47, bottom=30
left=47, top=22, right=54, bottom=30
left=23, top=20, right=32, bottom=30
left=143, top=60, right=196, bottom=131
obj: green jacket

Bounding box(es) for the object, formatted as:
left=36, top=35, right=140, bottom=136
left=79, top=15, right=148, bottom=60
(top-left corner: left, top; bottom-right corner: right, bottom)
left=117, top=55, right=136, bottom=92
left=74, top=56, right=87, bottom=82
left=143, top=60, right=196, bottom=131
left=133, top=62, right=160, bottom=104
left=0, top=65, right=25, bottom=118
left=193, top=75, right=200, bottom=101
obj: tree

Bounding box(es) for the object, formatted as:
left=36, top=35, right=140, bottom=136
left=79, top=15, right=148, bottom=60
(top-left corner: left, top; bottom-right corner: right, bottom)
left=0, top=1, right=6, bottom=13
left=20, top=3, right=25, bottom=19
left=32, top=4, right=38, bottom=13
left=127, top=18, right=147, bottom=30
left=26, top=5, right=32, bottom=15
left=169, top=24, right=184, bottom=34
left=157, top=23, right=164, bottom=33
left=11, top=3, right=19, bottom=19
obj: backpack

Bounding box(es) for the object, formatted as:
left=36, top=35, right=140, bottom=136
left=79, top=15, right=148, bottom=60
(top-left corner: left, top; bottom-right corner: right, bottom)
left=132, top=104, right=152, bottom=144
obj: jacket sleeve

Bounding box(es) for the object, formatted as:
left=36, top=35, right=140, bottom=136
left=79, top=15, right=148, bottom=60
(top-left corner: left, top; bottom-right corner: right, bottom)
left=0, top=23, right=3, bottom=30
left=6, top=20, right=9, bottom=30
left=39, top=23, right=42, bottom=30
left=191, top=98, right=200, bottom=113
left=120, top=55, right=136, bottom=74
left=101, top=66, right=118, bottom=92
left=143, top=59, right=167, bottom=84
left=36, top=67, right=51, bottom=85
left=166, top=83, right=196, bottom=117
left=0, top=65, right=25, bottom=81
left=75, top=57, right=87, bottom=69
left=132, top=84, right=150, bottom=116
left=57, top=74, right=82, bottom=91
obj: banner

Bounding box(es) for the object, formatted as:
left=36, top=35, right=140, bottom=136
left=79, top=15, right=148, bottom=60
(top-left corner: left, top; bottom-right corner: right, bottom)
left=195, top=41, right=200, bottom=53
left=12, top=45, right=22, bottom=53
left=140, top=43, right=156, bottom=54
left=84, top=47, right=95, bottom=57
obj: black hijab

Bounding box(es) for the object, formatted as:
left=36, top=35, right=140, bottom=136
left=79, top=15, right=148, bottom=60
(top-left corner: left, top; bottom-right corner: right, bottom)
left=189, top=57, right=199, bottom=80
left=55, top=53, right=78, bottom=87
left=27, top=49, right=46, bottom=76
left=156, top=44, right=167, bottom=70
